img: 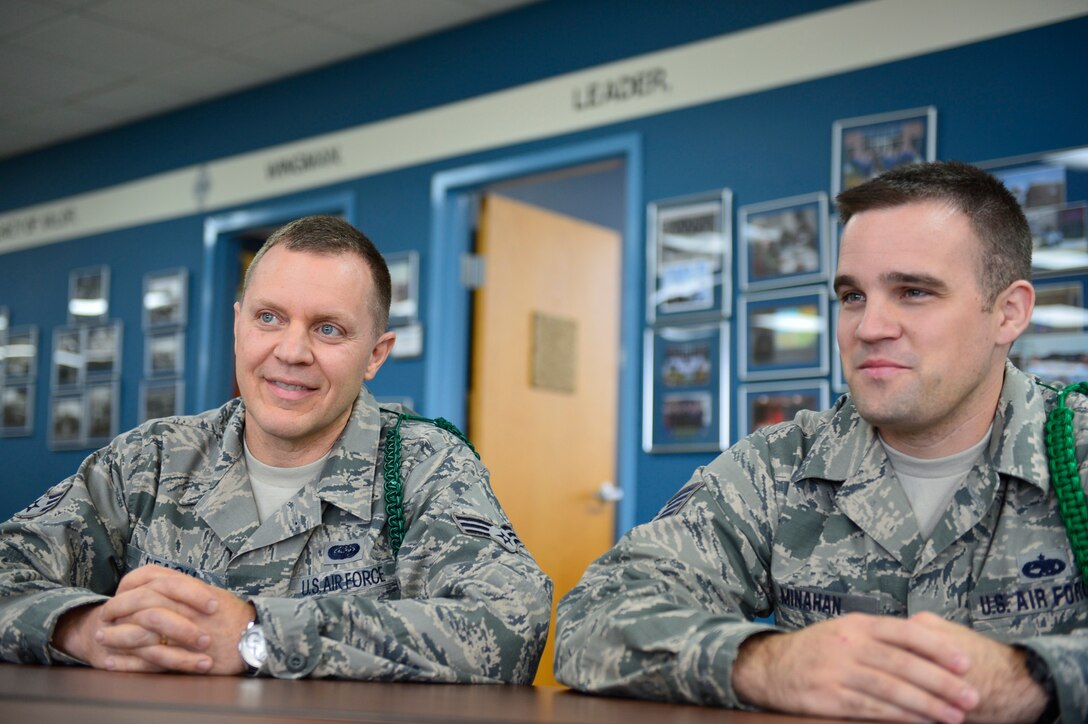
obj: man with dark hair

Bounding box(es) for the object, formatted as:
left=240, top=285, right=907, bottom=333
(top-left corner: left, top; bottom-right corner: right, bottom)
left=0, top=215, right=551, bottom=684
left=555, top=162, right=1087, bottom=722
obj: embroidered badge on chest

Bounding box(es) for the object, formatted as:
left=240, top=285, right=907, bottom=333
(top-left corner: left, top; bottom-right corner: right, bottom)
left=325, top=541, right=364, bottom=563
left=1018, top=550, right=1068, bottom=581
left=15, top=482, right=72, bottom=519
left=454, top=513, right=523, bottom=553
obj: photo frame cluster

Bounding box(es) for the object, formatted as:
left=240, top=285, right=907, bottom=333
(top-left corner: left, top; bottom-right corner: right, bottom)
left=643, top=106, right=941, bottom=451
left=0, top=307, right=38, bottom=438
left=982, top=149, right=1088, bottom=383
left=643, top=190, right=732, bottom=452
left=140, top=268, right=188, bottom=423
left=51, top=266, right=121, bottom=450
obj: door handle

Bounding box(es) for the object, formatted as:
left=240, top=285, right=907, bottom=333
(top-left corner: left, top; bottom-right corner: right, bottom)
left=595, top=480, right=624, bottom=502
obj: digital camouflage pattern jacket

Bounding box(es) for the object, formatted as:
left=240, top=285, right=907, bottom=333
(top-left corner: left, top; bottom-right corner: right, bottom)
left=0, top=386, right=552, bottom=683
left=555, top=363, right=1087, bottom=721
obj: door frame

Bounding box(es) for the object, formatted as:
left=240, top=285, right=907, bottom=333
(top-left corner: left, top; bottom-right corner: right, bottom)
left=425, top=134, right=641, bottom=535
left=196, top=192, right=356, bottom=411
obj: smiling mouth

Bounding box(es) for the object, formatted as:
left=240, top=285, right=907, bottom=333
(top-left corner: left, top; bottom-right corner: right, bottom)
left=273, top=381, right=310, bottom=391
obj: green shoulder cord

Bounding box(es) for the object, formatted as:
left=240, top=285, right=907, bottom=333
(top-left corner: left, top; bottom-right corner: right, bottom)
left=1041, top=381, right=1088, bottom=580
left=381, top=412, right=479, bottom=558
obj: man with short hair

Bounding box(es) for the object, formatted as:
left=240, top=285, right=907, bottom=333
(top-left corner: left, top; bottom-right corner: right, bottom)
left=555, top=162, right=1087, bottom=722
left=0, top=215, right=551, bottom=683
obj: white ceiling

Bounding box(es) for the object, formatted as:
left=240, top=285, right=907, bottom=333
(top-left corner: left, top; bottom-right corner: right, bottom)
left=0, top=0, right=540, bottom=161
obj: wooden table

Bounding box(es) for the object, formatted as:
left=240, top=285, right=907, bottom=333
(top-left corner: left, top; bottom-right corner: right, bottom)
left=0, top=664, right=844, bottom=723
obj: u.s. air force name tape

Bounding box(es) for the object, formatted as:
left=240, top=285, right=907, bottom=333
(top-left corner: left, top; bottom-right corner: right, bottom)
left=454, top=513, right=524, bottom=553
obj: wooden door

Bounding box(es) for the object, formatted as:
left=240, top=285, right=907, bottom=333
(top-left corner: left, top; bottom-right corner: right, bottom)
left=470, top=194, right=621, bottom=686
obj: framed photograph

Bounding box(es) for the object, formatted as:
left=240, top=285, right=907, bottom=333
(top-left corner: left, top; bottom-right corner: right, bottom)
left=52, top=327, right=83, bottom=389
left=991, top=163, right=1066, bottom=209
left=646, top=190, right=732, bottom=323
left=642, top=322, right=729, bottom=453
left=1010, top=332, right=1088, bottom=384
left=738, top=285, right=830, bottom=381
left=140, top=379, right=184, bottom=422
left=1025, top=202, right=1088, bottom=274
left=738, top=380, right=830, bottom=436
left=0, top=384, right=34, bottom=437
left=143, top=268, right=189, bottom=329
left=85, top=381, right=119, bottom=445
left=739, top=192, right=829, bottom=291
left=979, top=148, right=1088, bottom=275
left=386, top=251, right=420, bottom=327
left=146, top=330, right=185, bottom=377
left=4, top=325, right=37, bottom=381
left=68, top=265, right=110, bottom=326
left=49, top=393, right=84, bottom=450
left=832, top=106, right=936, bottom=197
left=1030, top=280, right=1087, bottom=334
left=85, top=322, right=122, bottom=379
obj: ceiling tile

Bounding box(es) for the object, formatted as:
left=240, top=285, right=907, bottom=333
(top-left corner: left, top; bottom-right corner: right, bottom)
left=10, top=13, right=200, bottom=74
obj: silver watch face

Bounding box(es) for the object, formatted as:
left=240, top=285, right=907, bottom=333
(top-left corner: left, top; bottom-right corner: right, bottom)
left=239, top=623, right=267, bottom=669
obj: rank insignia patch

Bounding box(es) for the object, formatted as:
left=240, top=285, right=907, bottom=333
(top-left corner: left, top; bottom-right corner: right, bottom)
left=454, top=513, right=524, bottom=553
left=652, top=481, right=705, bottom=521
left=15, top=482, right=73, bottom=519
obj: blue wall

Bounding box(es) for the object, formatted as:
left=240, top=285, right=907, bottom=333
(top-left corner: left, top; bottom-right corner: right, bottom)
left=1, top=0, right=1086, bottom=522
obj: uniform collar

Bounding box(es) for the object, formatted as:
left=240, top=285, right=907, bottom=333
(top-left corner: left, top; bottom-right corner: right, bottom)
left=792, top=362, right=1051, bottom=570
left=988, top=361, right=1052, bottom=492
left=191, top=386, right=382, bottom=553
left=797, top=361, right=1050, bottom=492
left=310, top=384, right=383, bottom=524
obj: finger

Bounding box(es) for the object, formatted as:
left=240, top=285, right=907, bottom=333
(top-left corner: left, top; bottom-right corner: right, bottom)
left=96, top=615, right=210, bottom=653
left=129, top=643, right=214, bottom=674
left=868, top=616, right=971, bottom=675
left=100, top=586, right=206, bottom=623
left=102, top=647, right=212, bottom=675
left=100, top=653, right=168, bottom=674
left=125, top=571, right=220, bottom=616
left=848, top=648, right=975, bottom=723
left=830, top=684, right=958, bottom=724
left=115, top=563, right=182, bottom=593
left=95, top=622, right=164, bottom=650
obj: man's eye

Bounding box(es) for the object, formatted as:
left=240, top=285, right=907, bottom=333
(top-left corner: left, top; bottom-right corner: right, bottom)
left=318, top=324, right=341, bottom=337
left=904, top=288, right=929, bottom=298
left=840, top=291, right=863, bottom=304
left=259, top=312, right=277, bottom=324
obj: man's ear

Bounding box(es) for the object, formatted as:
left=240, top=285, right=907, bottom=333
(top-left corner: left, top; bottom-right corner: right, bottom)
left=994, top=280, right=1035, bottom=346
left=363, top=331, right=396, bottom=381
left=233, top=301, right=241, bottom=355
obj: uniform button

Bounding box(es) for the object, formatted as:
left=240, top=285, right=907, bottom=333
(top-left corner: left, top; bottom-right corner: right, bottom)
left=287, top=654, right=306, bottom=671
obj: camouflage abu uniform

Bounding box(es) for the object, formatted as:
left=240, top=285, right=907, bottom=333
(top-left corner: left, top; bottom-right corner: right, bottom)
left=555, top=363, right=1087, bottom=721
left=0, top=386, right=552, bottom=683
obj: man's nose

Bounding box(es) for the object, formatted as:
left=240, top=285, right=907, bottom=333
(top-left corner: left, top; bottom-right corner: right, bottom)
left=274, top=325, right=314, bottom=364
left=854, top=298, right=900, bottom=342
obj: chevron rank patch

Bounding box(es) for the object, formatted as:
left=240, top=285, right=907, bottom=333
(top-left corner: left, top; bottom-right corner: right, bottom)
left=15, top=482, right=72, bottom=520
left=652, top=481, right=705, bottom=521
left=454, top=513, right=524, bottom=553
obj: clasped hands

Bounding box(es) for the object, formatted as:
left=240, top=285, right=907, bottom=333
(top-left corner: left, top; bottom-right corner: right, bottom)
left=53, top=564, right=256, bottom=675
left=732, top=611, right=1048, bottom=723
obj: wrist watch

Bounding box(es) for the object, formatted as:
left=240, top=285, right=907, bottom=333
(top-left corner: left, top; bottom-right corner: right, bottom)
left=238, top=619, right=267, bottom=674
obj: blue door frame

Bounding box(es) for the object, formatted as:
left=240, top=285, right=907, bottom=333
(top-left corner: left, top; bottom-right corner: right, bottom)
left=424, top=134, right=642, bottom=535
